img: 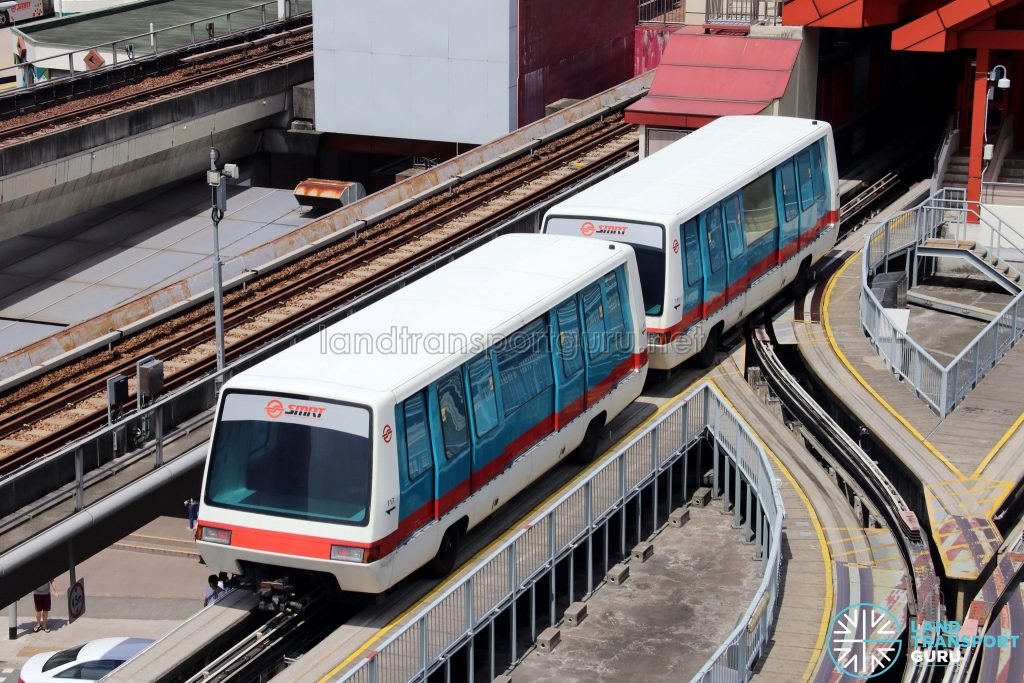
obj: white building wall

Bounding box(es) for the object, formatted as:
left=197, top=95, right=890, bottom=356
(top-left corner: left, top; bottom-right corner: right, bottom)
left=313, top=0, right=516, bottom=144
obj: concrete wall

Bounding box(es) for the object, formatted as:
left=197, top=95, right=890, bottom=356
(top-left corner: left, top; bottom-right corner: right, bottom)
left=312, top=0, right=516, bottom=145
left=516, top=0, right=635, bottom=127
left=0, top=57, right=312, bottom=239
left=764, top=26, right=818, bottom=120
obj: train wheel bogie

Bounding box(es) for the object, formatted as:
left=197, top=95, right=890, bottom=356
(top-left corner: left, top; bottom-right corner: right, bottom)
left=426, top=521, right=465, bottom=578
left=570, top=414, right=606, bottom=465
left=695, top=324, right=722, bottom=369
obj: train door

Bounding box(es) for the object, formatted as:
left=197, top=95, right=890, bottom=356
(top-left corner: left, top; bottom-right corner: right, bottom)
left=553, top=298, right=585, bottom=428
left=680, top=218, right=704, bottom=325
left=582, top=275, right=630, bottom=406
left=396, top=392, right=436, bottom=529
left=777, top=159, right=801, bottom=258
left=722, top=194, right=747, bottom=301
left=699, top=203, right=728, bottom=318
left=466, top=353, right=502, bottom=492
left=432, top=368, right=472, bottom=517
left=795, top=149, right=818, bottom=248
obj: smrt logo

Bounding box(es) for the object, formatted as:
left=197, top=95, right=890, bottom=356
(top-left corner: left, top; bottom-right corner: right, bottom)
left=580, top=222, right=628, bottom=237
left=264, top=399, right=326, bottom=420
left=580, top=221, right=595, bottom=237
left=265, top=399, right=284, bottom=418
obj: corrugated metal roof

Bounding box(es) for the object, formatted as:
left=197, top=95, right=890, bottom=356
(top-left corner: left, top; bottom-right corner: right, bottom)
left=626, top=28, right=802, bottom=129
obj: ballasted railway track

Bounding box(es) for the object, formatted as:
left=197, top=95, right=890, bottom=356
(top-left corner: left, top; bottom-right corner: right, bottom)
left=750, top=327, right=943, bottom=681
left=0, top=118, right=638, bottom=474
left=0, top=29, right=313, bottom=145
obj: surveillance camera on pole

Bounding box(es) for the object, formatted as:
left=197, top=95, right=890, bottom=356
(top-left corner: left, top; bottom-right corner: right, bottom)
left=207, top=148, right=240, bottom=379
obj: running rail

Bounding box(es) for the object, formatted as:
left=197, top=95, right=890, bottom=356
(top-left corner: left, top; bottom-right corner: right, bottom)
left=331, top=382, right=785, bottom=683
left=751, top=328, right=943, bottom=680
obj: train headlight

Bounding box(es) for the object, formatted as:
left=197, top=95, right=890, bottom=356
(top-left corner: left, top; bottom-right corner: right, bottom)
left=330, top=545, right=366, bottom=563
left=200, top=526, right=232, bottom=545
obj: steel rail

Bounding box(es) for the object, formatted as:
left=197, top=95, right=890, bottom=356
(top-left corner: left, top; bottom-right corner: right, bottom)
left=0, top=35, right=312, bottom=143
left=750, top=327, right=943, bottom=680
left=0, top=123, right=637, bottom=474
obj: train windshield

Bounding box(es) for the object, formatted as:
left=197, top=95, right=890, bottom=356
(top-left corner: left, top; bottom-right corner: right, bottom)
left=205, top=392, right=373, bottom=526
left=544, top=216, right=665, bottom=315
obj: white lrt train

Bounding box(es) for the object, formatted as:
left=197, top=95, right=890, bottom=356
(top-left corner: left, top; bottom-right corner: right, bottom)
left=196, top=234, right=648, bottom=595
left=544, top=115, right=840, bottom=369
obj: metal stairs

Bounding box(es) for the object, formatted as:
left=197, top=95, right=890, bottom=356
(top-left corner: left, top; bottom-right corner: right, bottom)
left=916, top=238, right=1023, bottom=294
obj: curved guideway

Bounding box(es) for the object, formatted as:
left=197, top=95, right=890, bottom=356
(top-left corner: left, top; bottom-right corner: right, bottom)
left=712, top=357, right=910, bottom=683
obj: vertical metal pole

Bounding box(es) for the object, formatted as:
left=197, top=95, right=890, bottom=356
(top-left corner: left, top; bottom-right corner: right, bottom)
left=722, top=459, right=731, bottom=514
left=651, top=427, right=659, bottom=530
left=8, top=603, right=16, bottom=640
left=419, top=618, right=427, bottom=674
left=112, top=43, right=117, bottom=65
left=667, top=459, right=673, bottom=516
left=154, top=405, right=164, bottom=468
left=683, top=448, right=689, bottom=501
left=619, top=456, right=626, bottom=556
left=74, top=449, right=84, bottom=511
left=210, top=148, right=226, bottom=375
left=227, top=12, right=233, bottom=33
left=68, top=539, right=77, bottom=589
left=548, top=513, right=555, bottom=627
left=754, top=500, right=763, bottom=560
left=529, top=584, right=536, bottom=641
left=191, top=22, right=196, bottom=44
left=585, top=482, right=593, bottom=596
left=489, top=620, right=495, bottom=682
left=509, top=545, right=517, bottom=661
left=733, top=466, right=742, bottom=527
left=568, top=549, right=575, bottom=605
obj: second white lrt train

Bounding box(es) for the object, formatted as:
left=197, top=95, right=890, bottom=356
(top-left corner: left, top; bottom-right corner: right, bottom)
left=544, top=115, right=840, bottom=369
left=195, top=234, right=648, bottom=595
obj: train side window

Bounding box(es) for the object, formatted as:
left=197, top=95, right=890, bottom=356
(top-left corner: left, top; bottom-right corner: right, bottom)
left=682, top=218, right=702, bottom=285
left=602, top=272, right=625, bottom=333
left=436, top=369, right=469, bottom=460
left=496, top=318, right=553, bottom=415
left=467, top=354, right=498, bottom=437
left=401, top=392, right=432, bottom=480
left=556, top=298, right=583, bottom=378
left=810, top=141, right=826, bottom=202
left=741, top=172, right=778, bottom=245
left=723, top=195, right=744, bottom=259
left=796, top=150, right=814, bottom=210
left=582, top=282, right=607, bottom=358
left=704, top=205, right=726, bottom=273
left=779, top=160, right=799, bottom=222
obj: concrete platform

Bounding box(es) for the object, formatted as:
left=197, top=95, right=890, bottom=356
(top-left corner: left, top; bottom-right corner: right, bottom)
left=0, top=179, right=313, bottom=356
left=507, top=505, right=762, bottom=683
left=0, top=516, right=209, bottom=678
left=796, top=244, right=1018, bottom=582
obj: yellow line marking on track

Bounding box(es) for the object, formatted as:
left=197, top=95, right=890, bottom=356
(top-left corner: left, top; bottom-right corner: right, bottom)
left=706, top=380, right=833, bottom=683
left=319, top=380, right=704, bottom=681
left=821, top=255, right=966, bottom=479
left=972, top=410, right=1024, bottom=478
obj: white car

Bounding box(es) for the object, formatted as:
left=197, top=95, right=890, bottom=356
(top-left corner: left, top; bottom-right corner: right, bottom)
left=18, top=637, right=153, bottom=682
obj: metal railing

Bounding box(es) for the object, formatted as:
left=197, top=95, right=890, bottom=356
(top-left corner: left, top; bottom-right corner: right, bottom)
left=706, top=0, right=783, bottom=25
left=638, top=0, right=686, bottom=24
left=931, top=116, right=959, bottom=195
left=335, top=383, right=785, bottom=683
left=4, top=0, right=311, bottom=89
left=861, top=188, right=1024, bottom=416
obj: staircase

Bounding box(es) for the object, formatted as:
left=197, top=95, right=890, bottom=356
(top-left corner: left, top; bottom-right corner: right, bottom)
left=943, top=152, right=969, bottom=189
left=986, top=150, right=1024, bottom=205
left=918, top=238, right=1023, bottom=293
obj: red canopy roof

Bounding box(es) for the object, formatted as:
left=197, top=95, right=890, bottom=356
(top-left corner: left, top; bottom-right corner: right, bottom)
left=625, top=28, right=802, bottom=129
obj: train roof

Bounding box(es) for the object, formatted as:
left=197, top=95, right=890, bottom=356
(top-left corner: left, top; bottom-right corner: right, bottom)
left=546, top=116, right=829, bottom=227
left=225, top=233, right=631, bottom=402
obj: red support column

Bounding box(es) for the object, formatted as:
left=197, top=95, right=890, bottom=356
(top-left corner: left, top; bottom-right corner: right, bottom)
left=967, top=48, right=989, bottom=223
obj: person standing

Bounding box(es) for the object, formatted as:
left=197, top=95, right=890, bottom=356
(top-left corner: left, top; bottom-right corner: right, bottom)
left=202, top=574, right=223, bottom=607
left=33, top=579, right=56, bottom=633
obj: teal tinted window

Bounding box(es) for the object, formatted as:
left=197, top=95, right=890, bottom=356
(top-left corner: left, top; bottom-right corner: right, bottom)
left=779, top=161, right=799, bottom=221
left=583, top=282, right=606, bottom=358
left=496, top=318, right=553, bottom=414
left=402, top=393, right=432, bottom=480
left=705, top=206, right=726, bottom=273
left=810, top=141, right=826, bottom=202
left=682, top=219, right=702, bottom=285
left=467, top=355, right=498, bottom=437
left=556, top=299, right=583, bottom=377
left=437, top=370, right=469, bottom=459
left=797, top=150, right=814, bottom=210
left=723, top=195, right=744, bottom=259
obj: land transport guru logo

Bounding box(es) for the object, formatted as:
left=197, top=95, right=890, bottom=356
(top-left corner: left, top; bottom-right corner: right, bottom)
left=827, top=602, right=1020, bottom=677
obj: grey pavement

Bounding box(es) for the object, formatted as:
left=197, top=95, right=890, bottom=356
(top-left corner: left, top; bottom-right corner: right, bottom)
left=0, top=517, right=210, bottom=677
left=507, top=505, right=762, bottom=683
left=0, top=179, right=313, bottom=355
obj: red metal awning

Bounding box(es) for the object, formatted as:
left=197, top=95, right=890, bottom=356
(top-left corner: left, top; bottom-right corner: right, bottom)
left=625, top=28, right=802, bottom=129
